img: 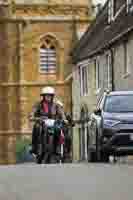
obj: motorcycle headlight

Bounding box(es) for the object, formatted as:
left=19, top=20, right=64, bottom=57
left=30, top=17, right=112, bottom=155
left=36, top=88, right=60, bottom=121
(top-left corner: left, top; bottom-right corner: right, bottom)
left=104, top=119, right=120, bottom=127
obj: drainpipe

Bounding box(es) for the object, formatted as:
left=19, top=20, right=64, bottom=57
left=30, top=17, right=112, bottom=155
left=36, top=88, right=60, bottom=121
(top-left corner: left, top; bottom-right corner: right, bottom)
left=110, top=49, right=115, bottom=91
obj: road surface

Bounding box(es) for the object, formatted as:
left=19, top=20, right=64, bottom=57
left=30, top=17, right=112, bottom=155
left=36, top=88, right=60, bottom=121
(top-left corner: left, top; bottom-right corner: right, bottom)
left=0, top=163, right=133, bottom=200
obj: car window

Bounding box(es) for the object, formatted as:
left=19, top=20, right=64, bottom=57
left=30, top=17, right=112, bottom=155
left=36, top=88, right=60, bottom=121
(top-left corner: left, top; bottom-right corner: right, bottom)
left=104, top=95, right=133, bottom=113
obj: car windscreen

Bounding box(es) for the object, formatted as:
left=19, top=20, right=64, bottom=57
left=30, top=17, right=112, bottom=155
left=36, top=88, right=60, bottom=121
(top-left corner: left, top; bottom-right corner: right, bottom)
left=104, top=95, right=133, bottom=113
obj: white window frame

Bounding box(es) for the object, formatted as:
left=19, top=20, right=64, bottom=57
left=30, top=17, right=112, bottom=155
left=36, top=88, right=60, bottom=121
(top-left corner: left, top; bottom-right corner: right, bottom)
left=108, top=0, right=114, bottom=23
left=39, top=47, right=56, bottom=74
left=78, top=66, right=82, bottom=97
left=95, top=57, right=101, bottom=92
left=80, top=65, right=89, bottom=97
left=127, top=0, right=133, bottom=12
left=123, top=41, right=130, bottom=76
left=106, top=52, right=112, bottom=89
left=39, top=35, right=57, bottom=74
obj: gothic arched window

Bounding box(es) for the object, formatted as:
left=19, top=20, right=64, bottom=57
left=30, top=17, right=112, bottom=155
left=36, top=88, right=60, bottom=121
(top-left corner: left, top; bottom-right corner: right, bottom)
left=40, top=36, right=57, bottom=73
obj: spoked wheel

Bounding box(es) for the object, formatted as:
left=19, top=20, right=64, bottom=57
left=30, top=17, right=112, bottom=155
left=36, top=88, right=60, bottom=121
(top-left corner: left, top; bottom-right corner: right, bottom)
left=43, top=152, right=50, bottom=164
left=36, top=133, right=46, bottom=164
left=101, top=152, right=109, bottom=163
left=36, top=142, right=43, bottom=164
left=44, top=152, right=58, bottom=164
left=88, top=150, right=97, bottom=162
left=43, top=135, right=54, bottom=164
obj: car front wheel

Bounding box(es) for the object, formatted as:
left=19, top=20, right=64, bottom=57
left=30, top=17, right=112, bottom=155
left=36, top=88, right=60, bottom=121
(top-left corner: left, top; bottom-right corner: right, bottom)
left=88, top=150, right=97, bottom=162
left=100, top=151, right=109, bottom=163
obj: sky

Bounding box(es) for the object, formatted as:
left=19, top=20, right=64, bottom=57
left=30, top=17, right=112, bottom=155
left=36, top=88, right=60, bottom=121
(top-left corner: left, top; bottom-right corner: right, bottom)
left=93, top=0, right=107, bottom=4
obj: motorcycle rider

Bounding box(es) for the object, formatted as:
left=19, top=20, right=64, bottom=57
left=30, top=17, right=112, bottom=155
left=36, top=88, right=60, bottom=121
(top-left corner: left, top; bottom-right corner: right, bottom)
left=55, top=100, right=73, bottom=158
left=30, top=86, right=67, bottom=156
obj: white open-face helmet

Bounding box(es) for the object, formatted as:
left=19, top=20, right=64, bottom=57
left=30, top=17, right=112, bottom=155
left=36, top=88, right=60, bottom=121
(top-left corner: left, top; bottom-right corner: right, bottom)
left=40, top=87, right=55, bottom=96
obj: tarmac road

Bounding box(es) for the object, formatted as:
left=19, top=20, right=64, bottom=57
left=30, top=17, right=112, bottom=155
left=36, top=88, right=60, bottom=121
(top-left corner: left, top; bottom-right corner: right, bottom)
left=0, top=163, right=133, bottom=200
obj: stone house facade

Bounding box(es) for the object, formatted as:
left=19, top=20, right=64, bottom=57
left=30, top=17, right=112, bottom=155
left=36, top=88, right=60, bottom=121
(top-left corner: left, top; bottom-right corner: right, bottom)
left=71, top=0, right=133, bottom=161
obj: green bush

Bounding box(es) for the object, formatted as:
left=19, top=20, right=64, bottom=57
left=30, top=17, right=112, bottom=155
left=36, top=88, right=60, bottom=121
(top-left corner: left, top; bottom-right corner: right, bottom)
left=16, top=137, right=31, bottom=162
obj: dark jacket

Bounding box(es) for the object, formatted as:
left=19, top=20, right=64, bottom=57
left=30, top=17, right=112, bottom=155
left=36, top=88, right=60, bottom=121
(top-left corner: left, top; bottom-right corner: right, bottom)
left=31, top=101, right=66, bottom=120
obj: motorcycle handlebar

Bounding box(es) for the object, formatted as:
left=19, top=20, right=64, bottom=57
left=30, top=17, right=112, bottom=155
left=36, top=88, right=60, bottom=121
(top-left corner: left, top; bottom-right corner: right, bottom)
left=30, top=117, right=67, bottom=124
left=30, top=117, right=47, bottom=122
left=30, top=117, right=75, bottom=128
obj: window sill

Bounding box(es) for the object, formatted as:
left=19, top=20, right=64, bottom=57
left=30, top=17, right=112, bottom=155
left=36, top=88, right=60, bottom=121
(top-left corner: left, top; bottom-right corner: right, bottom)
left=81, top=93, right=89, bottom=97
left=84, top=93, right=89, bottom=97
left=39, top=71, right=56, bottom=75
left=123, top=72, right=130, bottom=79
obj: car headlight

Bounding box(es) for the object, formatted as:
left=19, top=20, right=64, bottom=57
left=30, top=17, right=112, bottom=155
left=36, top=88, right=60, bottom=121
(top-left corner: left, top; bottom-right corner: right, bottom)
left=102, top=136, right=109, bottom=143
left=104, top=119, right=120, bottom=127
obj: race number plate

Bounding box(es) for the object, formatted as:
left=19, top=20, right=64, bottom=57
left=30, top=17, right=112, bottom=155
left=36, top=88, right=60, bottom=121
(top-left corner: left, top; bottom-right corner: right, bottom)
left=45, top=119, right=55, bottom=127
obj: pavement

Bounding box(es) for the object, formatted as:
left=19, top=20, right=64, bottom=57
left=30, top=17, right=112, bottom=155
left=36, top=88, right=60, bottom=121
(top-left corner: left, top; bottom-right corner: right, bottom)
left=0, top=163, right=133, bottom=200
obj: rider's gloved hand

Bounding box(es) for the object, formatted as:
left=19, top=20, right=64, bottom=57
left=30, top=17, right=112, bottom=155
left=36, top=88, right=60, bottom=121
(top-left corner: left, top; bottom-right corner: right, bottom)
left=64, top=119, right=69, bottom=125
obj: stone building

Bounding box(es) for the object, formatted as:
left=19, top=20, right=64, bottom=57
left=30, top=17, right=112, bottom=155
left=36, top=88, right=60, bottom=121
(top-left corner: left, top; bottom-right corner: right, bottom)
left=0, top=0, right=93, bottom=164
left=0, top=1, right=22, bottom=164
left=71, top=0, right=133, bottom=161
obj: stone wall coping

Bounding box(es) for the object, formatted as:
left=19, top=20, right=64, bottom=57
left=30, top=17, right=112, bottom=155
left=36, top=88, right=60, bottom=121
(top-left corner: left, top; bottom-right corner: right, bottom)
left=0, top=81, right=71, bottom=86
left=13, top=16, right=90, bottom=23
left=0, top=17, right=90, bottom=23
left=14, top=3, right=89, bottom=8
left=0, top=130, right=32, bottom=136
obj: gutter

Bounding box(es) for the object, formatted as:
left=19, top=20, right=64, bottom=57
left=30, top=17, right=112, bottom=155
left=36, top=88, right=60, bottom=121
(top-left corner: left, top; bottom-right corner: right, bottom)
left=110, top=49, right=115, bottom=91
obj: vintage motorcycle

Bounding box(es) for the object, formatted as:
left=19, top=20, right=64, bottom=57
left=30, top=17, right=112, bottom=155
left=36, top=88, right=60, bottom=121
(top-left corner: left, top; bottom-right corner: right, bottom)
left=33, top=117, right=65, bottom=164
